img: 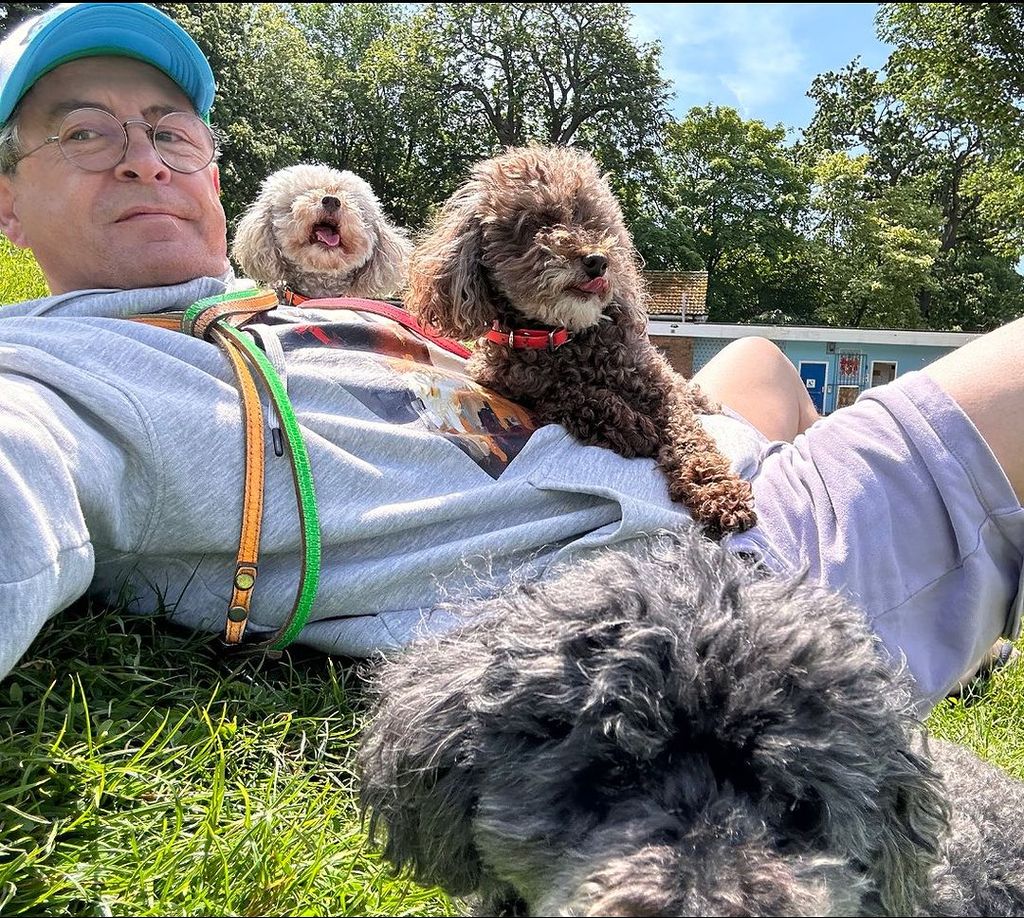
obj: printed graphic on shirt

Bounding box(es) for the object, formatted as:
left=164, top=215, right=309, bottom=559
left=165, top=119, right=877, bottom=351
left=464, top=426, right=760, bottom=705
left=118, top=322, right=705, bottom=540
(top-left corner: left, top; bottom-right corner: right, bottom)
left=280, top=311, right=537, bottom=478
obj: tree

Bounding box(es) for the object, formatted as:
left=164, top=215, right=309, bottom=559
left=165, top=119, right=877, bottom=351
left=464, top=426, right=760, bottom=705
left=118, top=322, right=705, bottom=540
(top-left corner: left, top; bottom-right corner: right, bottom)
left=879, top=2, right=1024, bottom=330
left=803, top=52, right=1024, bottom=330
left=415, top=0, right=671, bottom=219
left=879, top=3, right=1024, bottom=144
left=657, top=106, right=809, bottom=321
left=804, top=63, right=929, bottom=189
left=418, top=3, right=669, bottom=151
left=156, top=4, right=329, bottom=226
left=0, top=4, right=50, bottom=38
left=291, top=3, right=489, bottom=229
left=805, top=153, right=938, bottom=327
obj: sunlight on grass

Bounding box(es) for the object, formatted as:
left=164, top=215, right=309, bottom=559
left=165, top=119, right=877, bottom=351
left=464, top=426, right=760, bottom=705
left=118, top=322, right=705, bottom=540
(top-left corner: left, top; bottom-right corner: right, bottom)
left=0, top=236, right=48, bottom=305
left=926, top=652, right=1024, bottom=777
left=0, top=602, right=458, bottom=917
left=2, top=594, right=1022, bottom=915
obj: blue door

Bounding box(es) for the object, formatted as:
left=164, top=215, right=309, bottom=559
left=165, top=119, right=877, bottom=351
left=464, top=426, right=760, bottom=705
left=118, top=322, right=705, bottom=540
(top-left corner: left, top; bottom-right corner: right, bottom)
left=799, top=362, right=826, bottom=414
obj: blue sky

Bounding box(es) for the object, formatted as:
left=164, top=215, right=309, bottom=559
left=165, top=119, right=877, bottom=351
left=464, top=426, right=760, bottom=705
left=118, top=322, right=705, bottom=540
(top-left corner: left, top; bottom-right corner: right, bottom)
left=628, top=3, right=892, bottom=137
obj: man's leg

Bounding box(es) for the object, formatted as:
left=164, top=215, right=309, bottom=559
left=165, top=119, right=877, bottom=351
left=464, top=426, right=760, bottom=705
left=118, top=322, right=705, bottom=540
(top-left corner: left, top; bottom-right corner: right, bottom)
left=925, top=319, right=1024, bottom=690
left=923, top=316, right=1024, bottom=505
left=691, top=336, right=819, bottom=442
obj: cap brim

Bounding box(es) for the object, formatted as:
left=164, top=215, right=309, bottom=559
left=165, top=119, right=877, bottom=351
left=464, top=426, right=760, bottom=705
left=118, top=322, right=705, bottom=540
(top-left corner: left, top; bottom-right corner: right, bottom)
left=0, top=3, right=215, bottom=123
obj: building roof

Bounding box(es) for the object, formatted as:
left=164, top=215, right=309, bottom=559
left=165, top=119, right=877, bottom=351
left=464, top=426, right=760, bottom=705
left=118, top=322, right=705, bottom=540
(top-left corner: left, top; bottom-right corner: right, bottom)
left=644, top=271, right=709, bottom=322
left=648, top=320, right=981, bottom=348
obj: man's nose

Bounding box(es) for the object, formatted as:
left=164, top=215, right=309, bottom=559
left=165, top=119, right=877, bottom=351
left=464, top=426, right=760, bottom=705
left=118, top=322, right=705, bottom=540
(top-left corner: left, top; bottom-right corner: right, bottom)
left=113, top=125, right=171, bottom=182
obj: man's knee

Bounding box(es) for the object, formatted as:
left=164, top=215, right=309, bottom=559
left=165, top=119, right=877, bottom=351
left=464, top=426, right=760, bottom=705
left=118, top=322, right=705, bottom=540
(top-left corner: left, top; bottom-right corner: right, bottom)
left=694, top=336, right=817, bottom=440
left=728, top=336, right=791, bottom=373
left=697, top=336, right=793, bottom=386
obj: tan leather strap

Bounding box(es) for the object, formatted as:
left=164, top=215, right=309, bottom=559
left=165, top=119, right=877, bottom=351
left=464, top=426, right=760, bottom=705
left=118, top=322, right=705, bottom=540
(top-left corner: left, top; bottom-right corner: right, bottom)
left=131, top=289, right=279, bottom=645
left=211, top=324, right=265, bottom=643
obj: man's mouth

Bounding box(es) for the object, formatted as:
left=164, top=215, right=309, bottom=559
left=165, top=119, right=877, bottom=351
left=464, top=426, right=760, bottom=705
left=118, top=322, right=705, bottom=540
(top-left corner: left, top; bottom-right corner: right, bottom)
left=116, top=207, right=181, bottom=222
left=311, top=217, right=341, bottom=248
left=573, top=277, right=610, bottom=296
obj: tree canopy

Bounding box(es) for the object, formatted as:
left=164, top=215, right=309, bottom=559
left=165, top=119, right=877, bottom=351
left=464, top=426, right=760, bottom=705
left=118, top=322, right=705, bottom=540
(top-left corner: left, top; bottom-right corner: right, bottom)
left=803, top=4, right=1024, bottom=330
left=2, top=2, right=1023, bottom=332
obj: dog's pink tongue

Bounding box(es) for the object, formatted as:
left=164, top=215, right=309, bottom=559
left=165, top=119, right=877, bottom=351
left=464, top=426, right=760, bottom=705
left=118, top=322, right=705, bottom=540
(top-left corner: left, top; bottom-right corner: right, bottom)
left=578, top=277, right=609, bottom=295
left=315, top=226, right=341, bottom=247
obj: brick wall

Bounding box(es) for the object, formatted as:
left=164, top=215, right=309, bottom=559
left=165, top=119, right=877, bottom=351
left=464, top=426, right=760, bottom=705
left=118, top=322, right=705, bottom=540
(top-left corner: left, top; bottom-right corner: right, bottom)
left=651, top=335, right=694, bottom=376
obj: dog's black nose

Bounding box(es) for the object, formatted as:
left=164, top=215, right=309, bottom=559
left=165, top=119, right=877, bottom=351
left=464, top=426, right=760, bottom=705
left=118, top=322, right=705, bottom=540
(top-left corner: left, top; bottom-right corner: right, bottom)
left=321, top=195, right=341, bottom=212
left=582, top=253, right=608, bottom=278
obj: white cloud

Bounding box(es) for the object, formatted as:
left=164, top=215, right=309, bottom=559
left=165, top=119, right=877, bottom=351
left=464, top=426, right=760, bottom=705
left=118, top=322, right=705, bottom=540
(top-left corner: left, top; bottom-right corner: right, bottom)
left=630, top=3, right=806, bottom=120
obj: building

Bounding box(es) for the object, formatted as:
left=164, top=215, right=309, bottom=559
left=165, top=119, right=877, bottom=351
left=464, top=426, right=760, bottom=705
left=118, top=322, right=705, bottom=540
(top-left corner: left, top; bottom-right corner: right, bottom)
left=644, top=271, right=980, bottom=415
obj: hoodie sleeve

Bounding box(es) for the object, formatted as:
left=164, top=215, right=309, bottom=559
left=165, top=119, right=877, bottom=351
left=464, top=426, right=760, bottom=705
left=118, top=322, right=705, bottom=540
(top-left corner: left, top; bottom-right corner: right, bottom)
left=0, top=391, right=96, bottom=680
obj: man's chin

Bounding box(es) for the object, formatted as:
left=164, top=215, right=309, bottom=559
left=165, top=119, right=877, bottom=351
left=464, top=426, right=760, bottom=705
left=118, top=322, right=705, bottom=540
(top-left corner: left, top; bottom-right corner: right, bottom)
left=111, top=252, right=231, bottom=290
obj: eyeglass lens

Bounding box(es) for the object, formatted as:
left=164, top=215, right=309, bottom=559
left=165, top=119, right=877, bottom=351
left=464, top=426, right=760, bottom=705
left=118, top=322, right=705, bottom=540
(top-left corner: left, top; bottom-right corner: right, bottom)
left=56, top=108, right=215, bottom=173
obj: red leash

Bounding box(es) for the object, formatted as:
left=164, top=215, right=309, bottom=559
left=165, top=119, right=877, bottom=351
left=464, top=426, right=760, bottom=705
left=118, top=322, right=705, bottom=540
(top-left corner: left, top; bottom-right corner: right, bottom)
left=282, top=289, right=473, bottom=359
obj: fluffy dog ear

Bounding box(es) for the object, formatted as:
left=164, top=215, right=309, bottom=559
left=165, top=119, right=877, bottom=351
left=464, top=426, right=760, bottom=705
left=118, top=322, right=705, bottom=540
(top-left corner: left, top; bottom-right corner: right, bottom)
left=231, top=199, right=287, bottom=288
left=349, top=219, right=413, bottom=299
left=616, top=237, right=647, bottom=324
left=405, top=187, right=496, bottom=338
left=358, top=642, right=485, bottom=895
left=737, top=579, right=950, bottom=915
left=865, top=742, right=949, bottom=914
left=597, top=168, right=647, bottom=318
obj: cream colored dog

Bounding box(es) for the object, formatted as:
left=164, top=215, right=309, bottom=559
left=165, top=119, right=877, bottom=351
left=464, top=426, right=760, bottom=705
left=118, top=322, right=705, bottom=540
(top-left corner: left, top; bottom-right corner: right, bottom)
left=232, top=163, right=412, bottom=299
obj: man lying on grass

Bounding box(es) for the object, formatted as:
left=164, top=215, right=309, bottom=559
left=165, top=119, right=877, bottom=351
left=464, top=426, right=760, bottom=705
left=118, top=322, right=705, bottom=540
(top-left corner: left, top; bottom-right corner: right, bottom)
left=1, top=2, right=1022, bottom=714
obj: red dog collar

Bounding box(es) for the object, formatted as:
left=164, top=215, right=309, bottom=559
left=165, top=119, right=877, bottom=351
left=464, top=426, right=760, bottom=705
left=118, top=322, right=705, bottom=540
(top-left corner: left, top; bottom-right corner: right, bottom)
left=484, top=321, right=572, bottom=350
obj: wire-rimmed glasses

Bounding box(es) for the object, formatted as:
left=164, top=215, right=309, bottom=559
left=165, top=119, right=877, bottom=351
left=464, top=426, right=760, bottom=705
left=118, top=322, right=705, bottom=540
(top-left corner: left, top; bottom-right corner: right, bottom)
left=13, top=107, right=216, bottom=174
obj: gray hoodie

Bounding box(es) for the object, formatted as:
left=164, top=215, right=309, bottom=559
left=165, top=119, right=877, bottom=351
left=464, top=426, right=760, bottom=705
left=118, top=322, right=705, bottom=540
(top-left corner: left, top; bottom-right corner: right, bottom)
left=0, top=275, right=764, bottom=679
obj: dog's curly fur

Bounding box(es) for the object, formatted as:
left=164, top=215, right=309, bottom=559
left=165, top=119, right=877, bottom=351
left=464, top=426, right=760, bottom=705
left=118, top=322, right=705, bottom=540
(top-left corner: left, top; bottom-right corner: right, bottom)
left=232, top=163, right=412, bottom=299
left=405, top=145, right=755, bottom=538
left=358, top=530, right=1024, bottom=916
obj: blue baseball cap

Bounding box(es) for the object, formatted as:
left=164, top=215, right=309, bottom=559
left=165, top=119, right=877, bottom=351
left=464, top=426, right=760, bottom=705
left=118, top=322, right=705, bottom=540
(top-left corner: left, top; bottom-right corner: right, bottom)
left=0, top=2, right=216, bottom=124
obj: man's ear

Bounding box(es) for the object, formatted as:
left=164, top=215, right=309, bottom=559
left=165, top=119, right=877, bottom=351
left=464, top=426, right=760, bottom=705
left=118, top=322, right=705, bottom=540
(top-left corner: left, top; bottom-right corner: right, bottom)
left=0, top=175, right=28, bottom=248
left=212, top=164, right=221, bottom=196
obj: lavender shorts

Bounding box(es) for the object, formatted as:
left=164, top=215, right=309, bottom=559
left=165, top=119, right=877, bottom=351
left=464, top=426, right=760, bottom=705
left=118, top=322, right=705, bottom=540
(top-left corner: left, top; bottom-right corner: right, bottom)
left=727, top=370, right=1024, bottom=710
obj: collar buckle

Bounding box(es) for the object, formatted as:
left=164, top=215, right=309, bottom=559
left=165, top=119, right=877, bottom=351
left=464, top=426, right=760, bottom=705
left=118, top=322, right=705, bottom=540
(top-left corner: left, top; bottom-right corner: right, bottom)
left=486, top=320, right=571, bottom=351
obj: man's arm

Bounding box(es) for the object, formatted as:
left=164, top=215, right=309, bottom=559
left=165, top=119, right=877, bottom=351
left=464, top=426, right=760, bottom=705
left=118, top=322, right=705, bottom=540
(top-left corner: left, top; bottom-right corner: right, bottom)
left=0, top=391, right=96, bottom=681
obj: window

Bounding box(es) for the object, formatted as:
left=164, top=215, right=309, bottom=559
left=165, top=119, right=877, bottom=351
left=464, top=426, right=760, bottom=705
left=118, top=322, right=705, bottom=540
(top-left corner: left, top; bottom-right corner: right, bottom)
left=871, top=361, right=897, bottom=386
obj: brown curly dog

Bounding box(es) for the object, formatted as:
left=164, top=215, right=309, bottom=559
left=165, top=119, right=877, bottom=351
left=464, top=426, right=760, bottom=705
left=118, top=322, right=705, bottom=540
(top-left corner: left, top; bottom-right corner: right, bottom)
left=405, top=145, right=756, bottom=538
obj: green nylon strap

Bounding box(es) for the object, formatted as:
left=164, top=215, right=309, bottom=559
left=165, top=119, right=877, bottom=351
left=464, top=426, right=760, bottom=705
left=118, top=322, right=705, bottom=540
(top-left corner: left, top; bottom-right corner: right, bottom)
left=181, top=286, right=274, bottom=333
left=216, top=322, right=322, bottom=650
left=184, top=289, right=322, bottom=651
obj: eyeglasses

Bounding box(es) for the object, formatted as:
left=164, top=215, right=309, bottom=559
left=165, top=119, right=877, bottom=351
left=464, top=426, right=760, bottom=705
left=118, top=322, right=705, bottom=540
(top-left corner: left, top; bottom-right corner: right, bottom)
left=13, top=107, right=217, bottom=174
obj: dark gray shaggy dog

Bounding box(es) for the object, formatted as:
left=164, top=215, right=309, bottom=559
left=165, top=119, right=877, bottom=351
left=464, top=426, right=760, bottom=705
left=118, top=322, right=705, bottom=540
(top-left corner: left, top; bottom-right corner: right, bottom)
left=358, top=530, right=1024, bottom=916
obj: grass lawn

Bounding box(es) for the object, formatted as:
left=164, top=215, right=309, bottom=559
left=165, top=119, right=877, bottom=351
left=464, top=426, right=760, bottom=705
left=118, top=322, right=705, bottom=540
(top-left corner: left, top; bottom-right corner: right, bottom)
left=0, top=601, right=458, bottom=917
left=1, top=596, right=1021, bottom=917
left=1, top=242, right=1022, bottom=916
left=0, top=236, right=48, bottom=304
